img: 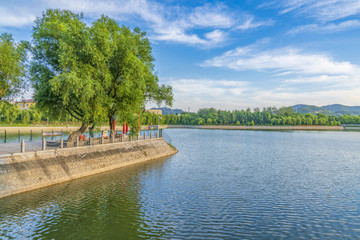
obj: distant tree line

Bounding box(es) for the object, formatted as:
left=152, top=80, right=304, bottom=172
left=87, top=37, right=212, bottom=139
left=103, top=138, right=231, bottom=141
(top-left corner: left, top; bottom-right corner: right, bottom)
left=0, top=101, right=78, bottom=125
left=140, top=107, right=360, bottom=126
left=3, top=105, right=360, bottom=127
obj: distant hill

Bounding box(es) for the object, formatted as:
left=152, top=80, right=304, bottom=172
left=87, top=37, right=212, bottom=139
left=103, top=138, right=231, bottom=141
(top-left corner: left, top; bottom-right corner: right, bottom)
left=292, top=104, right=333, bottom=115
left=151, top=107, right=184, bottom=115
left=322, top=104, right=360, bottom=115
left=292, top=104, right=360, bottom=115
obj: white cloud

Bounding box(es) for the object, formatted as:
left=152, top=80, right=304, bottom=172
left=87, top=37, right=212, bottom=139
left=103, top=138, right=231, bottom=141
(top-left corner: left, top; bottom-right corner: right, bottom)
left=205, top=30, right=226, bottom=44
left=169, top=79, right=252, bottom=110
left=288, top=20, right=360, bottom=35
left=283, top=74, right=350, bottom=84
left=0, top=7, right=36, bottom=27
left=188, top=4, right=234, bottom=28
left=268, top=0, right=360, bottom=21
left=0, top=0, right=270, bottom=46
left=203, top=44, right=360, bottom=76
left=194, top=42, right=360, bottom=110
left=251, top=88, right=360, bottom=108
left=0, top=0, right=232, bottom=46
left=236, top=16, right=274, bottom=30
left=46, top=0, right=165, bottom=24
left=168, top=77, right=360, bottom=111
left=171, top=79, right=249, bottom=96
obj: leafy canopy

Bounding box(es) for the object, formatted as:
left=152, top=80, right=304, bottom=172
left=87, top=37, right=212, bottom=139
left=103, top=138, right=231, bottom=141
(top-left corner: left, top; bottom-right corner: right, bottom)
left=0, top=33, right=27, bottom=101
left=31, top=9, right=173, bottom=133
left=89, top=16, right=173, bottom=132
left=31, top=10, right=107, bottom=126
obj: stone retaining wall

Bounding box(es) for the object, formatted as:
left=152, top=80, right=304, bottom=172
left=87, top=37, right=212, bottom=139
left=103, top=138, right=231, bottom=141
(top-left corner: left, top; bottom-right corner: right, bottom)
left=0, top=138, right=177, bottom=198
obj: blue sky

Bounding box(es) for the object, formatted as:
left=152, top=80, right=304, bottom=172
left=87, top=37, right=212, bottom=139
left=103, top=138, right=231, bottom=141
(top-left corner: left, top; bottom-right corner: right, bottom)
left=1, top=0, right=360, bottom=111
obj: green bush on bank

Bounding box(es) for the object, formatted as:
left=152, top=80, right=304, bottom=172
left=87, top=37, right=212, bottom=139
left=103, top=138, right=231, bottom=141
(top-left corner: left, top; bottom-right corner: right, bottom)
left=2, top=105, right=360, bottom=127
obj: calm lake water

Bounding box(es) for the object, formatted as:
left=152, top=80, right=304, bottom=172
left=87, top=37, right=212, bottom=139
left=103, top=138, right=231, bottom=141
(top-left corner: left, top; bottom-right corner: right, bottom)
left=1, top=129, right=360, bottom=239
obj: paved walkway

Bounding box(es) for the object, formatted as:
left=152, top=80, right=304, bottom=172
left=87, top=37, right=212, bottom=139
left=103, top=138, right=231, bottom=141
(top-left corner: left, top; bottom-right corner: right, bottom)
left=0, top=142, right=44, bottom=154
left=0, top=134, right=159, bottom=155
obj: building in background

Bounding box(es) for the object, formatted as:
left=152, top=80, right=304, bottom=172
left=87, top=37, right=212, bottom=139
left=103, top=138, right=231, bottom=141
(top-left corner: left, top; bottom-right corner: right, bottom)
left=145, top=109, right=162, bottom=115
left=16, top=99, right=36, bottom=110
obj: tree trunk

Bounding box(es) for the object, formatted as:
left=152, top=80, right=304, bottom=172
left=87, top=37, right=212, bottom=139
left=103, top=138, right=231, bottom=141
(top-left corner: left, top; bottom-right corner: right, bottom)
left=108, top=115, right=115, bottom=138
left=89, top=123, right=95, bottom=138
left=67, top=122, right=88, bottom=142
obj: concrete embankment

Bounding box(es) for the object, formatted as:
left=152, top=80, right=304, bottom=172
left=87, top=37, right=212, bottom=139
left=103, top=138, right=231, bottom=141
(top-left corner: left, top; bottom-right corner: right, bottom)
left=0, top=138, right=177, bottom=198
left=165, top=125, right=344, bottom=131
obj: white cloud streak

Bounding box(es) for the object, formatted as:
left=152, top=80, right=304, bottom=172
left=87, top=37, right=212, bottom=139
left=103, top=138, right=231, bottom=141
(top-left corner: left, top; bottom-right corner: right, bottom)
left=203, top=43, right=360, bottom=76
left=288, top=20, right=360, bottom=35
left=236, top=16, right=274, bottom=30
left=251, top=88, right=360, bottom=108
left=268, top=0, right=360, bottom=21
left=188, top=4, right=234, bottom=28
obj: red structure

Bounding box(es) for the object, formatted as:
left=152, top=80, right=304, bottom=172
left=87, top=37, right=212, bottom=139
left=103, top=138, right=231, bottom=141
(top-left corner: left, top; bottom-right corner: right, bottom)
left=123, top=123, right=126, bottom=134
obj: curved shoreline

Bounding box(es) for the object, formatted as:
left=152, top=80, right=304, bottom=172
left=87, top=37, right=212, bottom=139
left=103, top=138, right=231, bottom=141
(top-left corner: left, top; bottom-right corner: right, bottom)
left=0, top=138, right=177, bottom=198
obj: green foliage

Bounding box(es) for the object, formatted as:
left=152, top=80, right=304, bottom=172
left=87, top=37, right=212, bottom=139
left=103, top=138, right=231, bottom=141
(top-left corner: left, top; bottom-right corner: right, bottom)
left=20, top=110, right=30, bottom=124
left=0, top=102, right=20, bottom=125
left=88, top=16, right=172, bottom=133
left=277, top=106, right=294, bottom=116
left=29, top=105, right=42, bottom=122
left=30, top=10, right=173, bottom=137
left=0, top=33, right=28, bottom=100
left=30, top=9, right=107, bottom=126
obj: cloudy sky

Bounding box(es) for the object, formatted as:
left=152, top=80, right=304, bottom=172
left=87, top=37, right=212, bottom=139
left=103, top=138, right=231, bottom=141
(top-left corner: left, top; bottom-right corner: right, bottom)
left=1, top=0, right=360, bottom=111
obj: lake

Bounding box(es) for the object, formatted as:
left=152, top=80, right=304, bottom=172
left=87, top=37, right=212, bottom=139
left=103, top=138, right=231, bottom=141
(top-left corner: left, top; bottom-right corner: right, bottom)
left=1, top=129, right=360, bottom=239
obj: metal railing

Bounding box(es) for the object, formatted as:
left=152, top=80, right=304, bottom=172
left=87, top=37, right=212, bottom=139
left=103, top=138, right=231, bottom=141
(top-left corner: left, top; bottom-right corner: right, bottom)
left=0, top=129, right=163, bottom=154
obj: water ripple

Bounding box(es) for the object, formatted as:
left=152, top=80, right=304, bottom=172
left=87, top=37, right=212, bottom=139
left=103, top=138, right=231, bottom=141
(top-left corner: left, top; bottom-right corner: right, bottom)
left=1, top=129, right=360, bottom=239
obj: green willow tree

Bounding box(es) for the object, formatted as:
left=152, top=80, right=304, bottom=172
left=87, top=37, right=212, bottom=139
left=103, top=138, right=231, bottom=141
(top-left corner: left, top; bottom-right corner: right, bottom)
left=89, top=16, right=172, bottom=137
left=31, top=9, right=172, bottom=141
left=31, top=10, right=109, bottom=141
left=0, top=33, right=27, bottom=101
left=3, top=103, right=20, bottom=125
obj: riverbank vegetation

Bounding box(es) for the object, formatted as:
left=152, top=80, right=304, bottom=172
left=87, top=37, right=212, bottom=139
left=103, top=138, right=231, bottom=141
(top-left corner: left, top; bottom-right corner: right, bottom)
left=1, top=105, right=360, bottom=127
left=141, top=107, right=360, bottom=126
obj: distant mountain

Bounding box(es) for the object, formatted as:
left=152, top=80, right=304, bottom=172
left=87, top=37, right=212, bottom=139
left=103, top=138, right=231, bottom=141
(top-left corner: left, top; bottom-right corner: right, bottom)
left=292, top=104, right=333, bottom=115
left=322, top=104, right=360, bottom=115
left=292, top=104, right=360, bottom=115
left=151, top=107, right=184, bottom=115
